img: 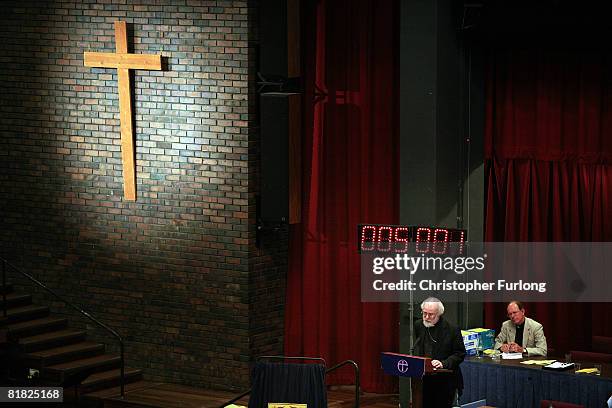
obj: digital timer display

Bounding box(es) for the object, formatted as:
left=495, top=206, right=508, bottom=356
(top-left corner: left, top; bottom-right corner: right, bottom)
left=358, top=224, right=467, bottom=255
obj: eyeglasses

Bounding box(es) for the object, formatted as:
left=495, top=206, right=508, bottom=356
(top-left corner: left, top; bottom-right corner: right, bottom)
left=422, top=312, right=438, bottom=318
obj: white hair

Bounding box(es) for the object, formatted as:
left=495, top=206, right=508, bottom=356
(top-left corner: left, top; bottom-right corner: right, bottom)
left=421, top=297, right=444, bottom=315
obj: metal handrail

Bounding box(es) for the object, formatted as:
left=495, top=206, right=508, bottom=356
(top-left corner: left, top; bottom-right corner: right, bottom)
left=326, top=360, right=360, bottom=408
left=1, top=257, right=125, bottom=398
left=257, top=355, right=326, bottom=364
left=220, top=388, right=251, bottom=408
left=219, top=356, right=360, bottom=408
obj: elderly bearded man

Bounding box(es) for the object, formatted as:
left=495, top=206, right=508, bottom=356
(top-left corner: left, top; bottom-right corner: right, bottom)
left=413, top=297, right=466, bottom=408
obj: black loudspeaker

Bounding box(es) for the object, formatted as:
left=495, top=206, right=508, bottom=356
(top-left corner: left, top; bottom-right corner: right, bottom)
left=260, top=92, right=301, bottom=224
left=259, top=0, right=300, bottom=78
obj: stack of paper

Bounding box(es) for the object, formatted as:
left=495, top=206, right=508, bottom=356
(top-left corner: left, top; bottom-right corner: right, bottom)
left=576, top=367, right=600, bottom=374
left=543, top=361, right=575, bottom=370
left=521, top=359, right=556, bottom=365
left=501, top=352, right=523, bottom=360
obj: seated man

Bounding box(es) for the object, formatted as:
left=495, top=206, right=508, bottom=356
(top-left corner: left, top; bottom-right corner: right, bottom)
left=494, top=301, right=547, bottom=357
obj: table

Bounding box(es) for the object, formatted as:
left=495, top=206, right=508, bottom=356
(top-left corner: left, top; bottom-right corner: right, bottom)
left=459, top=356, right=612, bottom=408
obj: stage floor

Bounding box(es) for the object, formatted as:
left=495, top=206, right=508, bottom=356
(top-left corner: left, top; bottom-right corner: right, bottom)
left=86, top=383, right=399, bottom=408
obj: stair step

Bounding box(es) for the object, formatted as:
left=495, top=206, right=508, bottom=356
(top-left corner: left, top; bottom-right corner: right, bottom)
left=0, top=293, right=32, bottom=308
left=43, top=354, right=122, bottom=383
left=5, top=316, right=68, bottom=339
left=5, top=305, right=49, bottom=323
left=81, top=380, right=159, bottom=402
left=80, top=367, right=143, bottom=393
left=0, top=285, right=145, bottom=400
left=18, top=328, right=86, bottom=352
left=23, top=341, right=105, bottom=369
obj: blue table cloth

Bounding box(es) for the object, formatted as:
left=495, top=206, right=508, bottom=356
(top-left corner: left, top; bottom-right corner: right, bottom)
left=459, top=358, right=612, bottom=408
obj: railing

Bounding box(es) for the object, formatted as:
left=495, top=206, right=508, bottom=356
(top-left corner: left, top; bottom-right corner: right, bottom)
left=1, top=257, right=126, bottom=398
left=326, top=359, right=360, bottom=408
left=220, top=355, right=360, bottom=408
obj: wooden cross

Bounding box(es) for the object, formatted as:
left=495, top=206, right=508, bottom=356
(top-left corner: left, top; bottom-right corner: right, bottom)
left=84, top=21, right=162, bottom=201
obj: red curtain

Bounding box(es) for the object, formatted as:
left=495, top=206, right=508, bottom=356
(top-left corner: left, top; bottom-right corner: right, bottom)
left=284, top=0, right=399, bottom=393
left=483, top=47, right=612, bottom=352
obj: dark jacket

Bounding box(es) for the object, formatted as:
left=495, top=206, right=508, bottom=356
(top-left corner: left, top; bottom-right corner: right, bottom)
left=413, top=316, right=466, bottom=393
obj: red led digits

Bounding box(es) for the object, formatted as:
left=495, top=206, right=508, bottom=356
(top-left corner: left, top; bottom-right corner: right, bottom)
left=377, top=226, right=394, bottom=252
left=394, top=227, right=409, bottom=252
left=361, top=225, right=377, bottom=251
left=415, top=227, right=431, bottom=253
left=456, top=230, right=465, bottom=254
left=360, top=225, right=407, bottom=252
left=358, top=224, right=466, bottom=255
left=432, top=228, right=449, bottom=254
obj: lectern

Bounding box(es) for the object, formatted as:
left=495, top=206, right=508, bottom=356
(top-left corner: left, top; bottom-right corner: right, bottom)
left=381, top=352, right=452, bottom=408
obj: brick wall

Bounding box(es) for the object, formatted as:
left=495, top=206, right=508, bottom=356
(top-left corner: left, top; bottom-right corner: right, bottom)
left=0, top=0, right=286, bottom=390
left=250, top=226, right=287, bottom=359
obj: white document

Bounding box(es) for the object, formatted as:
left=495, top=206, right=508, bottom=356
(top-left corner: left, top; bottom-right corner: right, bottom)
left=544, top=362, right=574, bottom=369
left=501, top=352, right=523, bottom=360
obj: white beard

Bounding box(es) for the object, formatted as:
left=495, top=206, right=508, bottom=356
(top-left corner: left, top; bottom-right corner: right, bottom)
left=423, top=321, right=434, bottom=328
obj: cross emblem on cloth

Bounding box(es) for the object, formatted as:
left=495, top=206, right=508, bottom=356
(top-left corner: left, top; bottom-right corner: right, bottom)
left=84, top=21, right=162, bottom=201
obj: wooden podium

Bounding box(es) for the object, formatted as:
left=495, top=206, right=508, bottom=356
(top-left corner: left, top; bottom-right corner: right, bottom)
left=381, top=352, right=452, bottom=408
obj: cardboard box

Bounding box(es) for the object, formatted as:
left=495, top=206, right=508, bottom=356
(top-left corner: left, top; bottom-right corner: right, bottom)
left=268, top=405, right=307, bottom=408
left=470, top=328, right=496, bottom=349
left=468, top=328, right=496, bottom=350
left=462, top=330, right=479, bottom=356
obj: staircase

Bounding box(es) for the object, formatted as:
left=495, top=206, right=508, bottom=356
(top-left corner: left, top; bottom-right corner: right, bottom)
left=0, top=282, right=144, bottom=406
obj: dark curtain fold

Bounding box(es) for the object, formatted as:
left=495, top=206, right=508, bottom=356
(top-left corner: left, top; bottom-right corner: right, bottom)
left=284, top=0, right=399, bottom=393
left=483, top=46, right=612, bottom=353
